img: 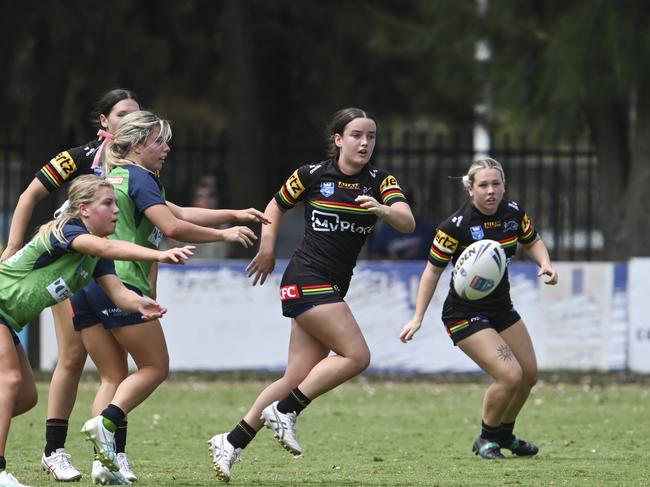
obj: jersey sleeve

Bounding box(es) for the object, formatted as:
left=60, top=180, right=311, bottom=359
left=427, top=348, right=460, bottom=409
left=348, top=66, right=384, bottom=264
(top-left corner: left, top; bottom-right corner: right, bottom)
left=54, top=220, right=90, bottom=252
left=35, top=142, right=97, bottom=192
left=93, top=258, right=116, bottom=278
left=274, top=163, right=321, bottom=210
left=377, top=172, right=408, bottom=206
left=517, top=206, right=538, bottom=244
left=427, top=218, right=462, bottom=268
left=128, top=169, right=166, bottom=212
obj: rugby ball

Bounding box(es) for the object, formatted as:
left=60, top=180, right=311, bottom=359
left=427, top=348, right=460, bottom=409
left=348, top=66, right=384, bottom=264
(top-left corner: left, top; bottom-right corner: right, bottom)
left=453, top=239, right=506, bottom=300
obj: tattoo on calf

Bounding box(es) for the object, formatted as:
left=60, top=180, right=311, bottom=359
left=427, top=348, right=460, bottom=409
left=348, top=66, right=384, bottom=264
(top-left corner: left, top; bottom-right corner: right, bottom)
left=497, top=344, right=514, bottom=362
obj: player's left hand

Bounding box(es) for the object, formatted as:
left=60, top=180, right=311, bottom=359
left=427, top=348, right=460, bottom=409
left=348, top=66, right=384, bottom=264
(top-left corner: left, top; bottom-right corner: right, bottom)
left=234, top=208, right=272, bottom=225
left=538, top=265, right=558, bottom=285
left=138, top=297, right=167, bottom=321
left=355, top=195, right=388, bottom=218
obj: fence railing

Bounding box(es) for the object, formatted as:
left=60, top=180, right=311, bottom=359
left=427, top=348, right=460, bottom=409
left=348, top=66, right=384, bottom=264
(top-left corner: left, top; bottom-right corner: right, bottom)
left=0, top=128, right=597, bottom=261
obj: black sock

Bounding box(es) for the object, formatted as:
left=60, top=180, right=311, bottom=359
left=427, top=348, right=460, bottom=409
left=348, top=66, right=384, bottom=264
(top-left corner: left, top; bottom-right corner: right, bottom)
left=0, top=455, right=5, bottom=470
left=277, top=387, right=311, bottom=416
left=226, top=420, right=257, bottom=450
left=101, top=404, right=126, bottom=432
left=480, top=420, right=501, bottom=441
left=499, top=421, right=516, bottom=444
left=45, top=418, right=69, bottom=456
left=115, top=420, right=128, bottom=454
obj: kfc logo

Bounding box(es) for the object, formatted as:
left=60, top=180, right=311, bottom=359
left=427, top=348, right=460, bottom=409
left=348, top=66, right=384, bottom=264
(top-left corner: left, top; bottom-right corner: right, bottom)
left=280, top=284, right=300, bottom=300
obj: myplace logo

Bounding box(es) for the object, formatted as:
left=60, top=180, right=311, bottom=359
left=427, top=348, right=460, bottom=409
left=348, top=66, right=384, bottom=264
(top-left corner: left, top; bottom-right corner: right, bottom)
left=311, top=210, right=374, bottom=235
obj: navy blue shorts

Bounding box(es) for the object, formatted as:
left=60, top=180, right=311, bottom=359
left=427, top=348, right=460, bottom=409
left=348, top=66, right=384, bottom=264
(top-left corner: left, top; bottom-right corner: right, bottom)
left=0, top=314, right=21, bottom=346
left=279, top=259, right=349, bottom=318
left=71, top=279, right=146, bottom=331
left=442, top=300, right=521, bottom=346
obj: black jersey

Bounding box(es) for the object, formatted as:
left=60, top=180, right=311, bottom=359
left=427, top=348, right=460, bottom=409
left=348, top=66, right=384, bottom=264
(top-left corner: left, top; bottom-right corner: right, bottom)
left=35, top=139, right=103, bottom=192
left=428, top=199, right=538, bottom=310
left=275, top=159, right=407, bottom=282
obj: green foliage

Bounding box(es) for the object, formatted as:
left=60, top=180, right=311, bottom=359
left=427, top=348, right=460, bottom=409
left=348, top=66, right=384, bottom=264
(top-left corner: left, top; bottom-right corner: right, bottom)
left=7, top=380, right=650, bottom=486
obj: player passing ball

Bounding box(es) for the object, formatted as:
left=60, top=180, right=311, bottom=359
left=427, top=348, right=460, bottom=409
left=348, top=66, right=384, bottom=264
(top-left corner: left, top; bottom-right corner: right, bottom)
left=400, top=157, right=557, bottom=460
left=0, top=175, right=193, bottom=487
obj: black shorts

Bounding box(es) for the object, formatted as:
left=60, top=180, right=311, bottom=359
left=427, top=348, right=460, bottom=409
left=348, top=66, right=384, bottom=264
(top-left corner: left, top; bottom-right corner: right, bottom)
left=0, top=314, right=21, bottom=346
left=71, top=279, right=145, bottom=331
left=441, top=296, right=521, bottom=346
left=279, top=258, right=350, bottom=318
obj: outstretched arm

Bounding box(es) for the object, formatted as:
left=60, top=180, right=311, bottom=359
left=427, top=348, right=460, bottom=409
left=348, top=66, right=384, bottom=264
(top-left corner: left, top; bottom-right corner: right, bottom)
left=96, top=274, right=166, bottom=321
left=355, top=197, right=415, bottom=233
left=145, top=203, right=257, bottom=247
left=70, top=233, right=194, bottom=264
left=523, top=237, right=558, bottom=285
left=399, top=262, right=445, bottom=342
left=246, top=199, right=286, bottom=286
left=166, top=201, right=271, bottom=226
left=1, top=179, right=49, bottom=261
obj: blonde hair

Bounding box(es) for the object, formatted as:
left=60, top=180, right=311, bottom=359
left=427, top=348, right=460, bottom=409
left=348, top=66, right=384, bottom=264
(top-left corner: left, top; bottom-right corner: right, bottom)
left=35, top=175, right=115, bottom=246
left=462, top=157, right=506, bottom=190
left=103, top=110, right=172, bottom=175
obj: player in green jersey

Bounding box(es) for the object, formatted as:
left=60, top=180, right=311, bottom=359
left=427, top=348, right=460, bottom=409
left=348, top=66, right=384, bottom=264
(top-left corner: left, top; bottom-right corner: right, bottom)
left=72, top=111, right=269, bottom=478
left=0, top=175, right=193, bottom=487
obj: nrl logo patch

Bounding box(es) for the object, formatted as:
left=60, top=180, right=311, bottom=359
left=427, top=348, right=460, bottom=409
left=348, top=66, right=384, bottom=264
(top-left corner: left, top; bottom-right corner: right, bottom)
left=320, top=181, right=335, bottom=197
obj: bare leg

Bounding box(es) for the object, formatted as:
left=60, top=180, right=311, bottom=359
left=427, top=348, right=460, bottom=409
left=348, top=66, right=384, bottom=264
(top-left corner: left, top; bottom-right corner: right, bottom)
left=458, top=328, right=523, bottom=426
left=0, top=328, right=37, bottom=457
left=47, top=300, right=87, bottom=419
left=81, top=324, right=129, bottom=415
left=293, top=302, right=370, bottom=399
left=499, top=320, right=538, bottom=422
left=109, top=320, right=169, bottom=413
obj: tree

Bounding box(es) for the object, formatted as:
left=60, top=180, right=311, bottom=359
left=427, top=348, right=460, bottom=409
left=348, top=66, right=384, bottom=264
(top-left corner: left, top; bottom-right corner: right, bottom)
left=487, top=0, right=650, bottom=258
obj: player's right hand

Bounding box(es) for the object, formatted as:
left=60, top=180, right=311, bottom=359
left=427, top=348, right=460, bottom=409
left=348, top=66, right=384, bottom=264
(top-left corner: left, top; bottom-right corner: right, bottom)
left=221, top=226, right=257, bottom=247
left=158, top=245, right=195, bottom=264
left=246, top=250, right=275, bottom=286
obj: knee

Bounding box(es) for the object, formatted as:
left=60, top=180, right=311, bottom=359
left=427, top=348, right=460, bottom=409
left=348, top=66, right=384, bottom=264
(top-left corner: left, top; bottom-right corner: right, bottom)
left=350, top=347, right=371, bottom=374
left=57, top=346, right=87, bottom=372
left=4, top=369, right=24, bottom=394
left=499, top=365, right=523, bottom=391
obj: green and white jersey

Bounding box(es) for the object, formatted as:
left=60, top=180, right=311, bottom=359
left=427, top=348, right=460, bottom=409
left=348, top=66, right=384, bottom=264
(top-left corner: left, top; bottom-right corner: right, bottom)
left=0, top=220, right=116, bottom=331
left=106, top=164, right=166, bottom=296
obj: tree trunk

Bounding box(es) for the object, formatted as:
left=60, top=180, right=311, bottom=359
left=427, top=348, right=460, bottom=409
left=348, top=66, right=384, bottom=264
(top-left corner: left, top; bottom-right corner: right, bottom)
left=220, top=0, right=265, bottom=210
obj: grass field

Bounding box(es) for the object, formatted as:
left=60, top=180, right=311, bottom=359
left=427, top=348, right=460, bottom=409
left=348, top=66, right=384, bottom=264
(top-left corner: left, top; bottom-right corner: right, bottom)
left=6, top=377, right=650, bottom=486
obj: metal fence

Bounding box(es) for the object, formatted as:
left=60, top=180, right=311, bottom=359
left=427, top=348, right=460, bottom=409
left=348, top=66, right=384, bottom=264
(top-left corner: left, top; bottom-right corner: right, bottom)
left=0, top=128, right=598, bottom=261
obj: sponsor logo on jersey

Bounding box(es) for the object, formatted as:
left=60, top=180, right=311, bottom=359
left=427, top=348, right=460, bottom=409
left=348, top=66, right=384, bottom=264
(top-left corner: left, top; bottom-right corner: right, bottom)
left=311, top=210, right=374, bottom=235
left=46, top=277, right=73, bottom=302
left=74, top=264, right=89, bottom=280
left=338, top=181, right=360, bottom=190
left=362, top=186, right=373, bottom=195
left=369, top=169, right=378, bottom=178
left=484, top=220, right=501, bottom=229
left=433, top=229, right=458, bottom=253
left=470, top=225, right=484, bottom=240
left=105, top=177, right=124, bottom=185
left=280, top=284, right=300, bottom=300
left=50, top=151, right=77, bottom=180
left=503, top=220, right=519, bottom=232
left=309, top=163, right=323, bottom=174
left=148, top=227, right=164, bottom=248
left=84, top=145, right=98, bottom=157
left=320, top=181, right=335, bottom=197
left=285, top=170, right=305, bottom=198
left=379, top=175, right=399, bottom=193
left=521, top=213, right=532, bottom=232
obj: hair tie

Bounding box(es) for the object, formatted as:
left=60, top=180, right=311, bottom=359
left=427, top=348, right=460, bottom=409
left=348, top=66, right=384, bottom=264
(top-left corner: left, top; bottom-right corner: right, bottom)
left=92, top=129, right=115, bottom=170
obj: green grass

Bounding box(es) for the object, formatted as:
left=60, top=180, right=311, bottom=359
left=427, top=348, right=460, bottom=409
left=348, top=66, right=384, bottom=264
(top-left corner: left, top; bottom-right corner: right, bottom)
left=7, top=378, right=650, bottom=486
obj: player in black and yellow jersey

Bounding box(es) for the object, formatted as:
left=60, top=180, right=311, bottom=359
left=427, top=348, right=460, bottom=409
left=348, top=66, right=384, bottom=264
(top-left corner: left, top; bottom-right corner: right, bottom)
left=0, top=89, right=141, bottom=483
left=208, top=108, right=415, bottom=482
left=401, top=158, right=558, bottom=460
